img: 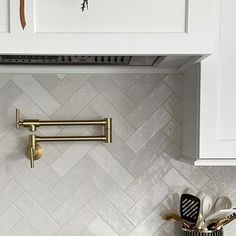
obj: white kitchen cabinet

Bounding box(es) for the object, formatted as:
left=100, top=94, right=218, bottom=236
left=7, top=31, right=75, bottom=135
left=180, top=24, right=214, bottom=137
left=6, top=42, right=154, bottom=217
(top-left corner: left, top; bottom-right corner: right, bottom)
left=182, top=0, right=236, bottom=165
left=0, top=0, right=216, bottom=55
left=1, top=0, right=236, bottom=166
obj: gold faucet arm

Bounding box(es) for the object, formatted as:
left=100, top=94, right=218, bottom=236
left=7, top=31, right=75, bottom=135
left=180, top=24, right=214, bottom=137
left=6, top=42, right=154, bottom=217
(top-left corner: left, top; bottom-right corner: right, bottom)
left=16, top=108, right=110, bottom=132
left=17, top=109, right=113, bottom=168
left=27, top=135, right=43, bottom=168
left=16, top=109, right=39, bottom=131
left=16, top=109, right=21, bottom=129
left=29, top=147, right=34, bottom=168
left=26, top=118, right=112, bottom=168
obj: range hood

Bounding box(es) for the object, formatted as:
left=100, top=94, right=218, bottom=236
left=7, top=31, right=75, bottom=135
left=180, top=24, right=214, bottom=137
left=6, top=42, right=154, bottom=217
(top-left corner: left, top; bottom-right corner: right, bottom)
left=0, top=55, right=198, bottom=71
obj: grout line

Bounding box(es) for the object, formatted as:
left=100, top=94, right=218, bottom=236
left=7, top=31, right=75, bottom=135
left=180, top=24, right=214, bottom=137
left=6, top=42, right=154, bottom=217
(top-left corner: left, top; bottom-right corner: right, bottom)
left=13, top=201, right=51, bottom=235
left=87, top=191, right=136, bottom=233
left=50, top=78, right=97, bottom=118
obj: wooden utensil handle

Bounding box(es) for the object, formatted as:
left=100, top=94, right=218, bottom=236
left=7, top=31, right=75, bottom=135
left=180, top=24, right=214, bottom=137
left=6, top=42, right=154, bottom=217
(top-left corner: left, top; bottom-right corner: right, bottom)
left=20, top=0, right=26, bottom=29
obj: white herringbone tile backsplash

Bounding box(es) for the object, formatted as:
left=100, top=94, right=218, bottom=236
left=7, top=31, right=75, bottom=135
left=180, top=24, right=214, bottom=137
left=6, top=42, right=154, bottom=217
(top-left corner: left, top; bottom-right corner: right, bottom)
left=0, top=73, right=236, bottom=236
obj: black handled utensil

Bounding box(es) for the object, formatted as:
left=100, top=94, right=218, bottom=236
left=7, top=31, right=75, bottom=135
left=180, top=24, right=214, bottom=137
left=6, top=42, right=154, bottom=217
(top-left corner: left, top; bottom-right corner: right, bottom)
left=180, top=194, right=201, bottom=224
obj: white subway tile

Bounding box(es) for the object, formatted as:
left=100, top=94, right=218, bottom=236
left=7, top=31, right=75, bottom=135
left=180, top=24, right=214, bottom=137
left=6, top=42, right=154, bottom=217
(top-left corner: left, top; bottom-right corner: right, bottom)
left=129, top=205, right=166, bottom=236
left=56, top=206, right=96, bottom=236
left=52, top=156, right=98, bottom=201
left=13, top=75, right=60, bottom=116
left=163, top=119, right=182, bottom=147
left=0, top=113, right=11, bottom=141
left=126, top=107, right=172, bottom=153
left=89, top=168, right=113, bottom=190
left=90, top=94, right=135, bottom=140
left=52, top=82, right=98, bottom=119
left=52, top=137, right=97, bottom=177
left=126, top=180, right=170, bottom=226
left=52, top=180, right=97, bottom=225
left=127, top=74, right=165, bottom=104
left=164, top=94, right=182, bottom=123
left=89, top=193, right=134, bottom=236
left=0, top=131, right=23, bottom=164
left=0, top=152, right=24, bottom=190
left=104, top=183, right=135, bottom=214
left=110, top=74, right=138, bottom=92
left=0, top=81, right=22, bottom=114
left=89, top=75, right=135, bottom=115
left=0, top=206, right=22, bottom=235
left=0, top=180, right=24, bottom=216
left=126, top=155, right=172, bottom=202
left=125, top=132, right=171, bottom=177
left=6, top=230, right=19, bottom=236
left=89, top=144, right=134, bottom=189
left=14, top=217, right=44, bottom=236
left=163, top=74, right=182, bottom=98
left=26, top=159, right=60, bottom=189
left=89, top=169, right=135, bottom=214
left=102, top=132, right=136, bottom=172
left=167, top=156, right=210, bottom=189
left=34, top=74, right=63, bottom=91
left=127, top=82, right=172, bottom=129
left=15, top=193, right=60, bottom=235
left=87, top=217, right=119, bottom=236
left=0, top=74, right=14, bottom=90
left=15, top=168, right=61, bottom=213
left=162, top=168, right=197, bottom=196
left=80, top=229, right=95, bottom=236
left=52, top=74, right=88, bottom=104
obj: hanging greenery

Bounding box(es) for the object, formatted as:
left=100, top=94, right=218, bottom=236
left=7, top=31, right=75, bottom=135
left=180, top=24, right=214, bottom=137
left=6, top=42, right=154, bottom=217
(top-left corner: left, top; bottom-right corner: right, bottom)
left=81, top=0, right=89, bottom=12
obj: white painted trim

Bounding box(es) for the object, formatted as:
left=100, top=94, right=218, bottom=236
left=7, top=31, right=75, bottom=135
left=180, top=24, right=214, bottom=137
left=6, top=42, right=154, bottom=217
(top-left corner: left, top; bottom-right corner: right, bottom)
left=178, top=55, right=208, bottom=72
left=182, top=63, right=200, bottom=159
left=195, top=159, right=236, bottom=166
left=0, top=65, right=179, bottom=74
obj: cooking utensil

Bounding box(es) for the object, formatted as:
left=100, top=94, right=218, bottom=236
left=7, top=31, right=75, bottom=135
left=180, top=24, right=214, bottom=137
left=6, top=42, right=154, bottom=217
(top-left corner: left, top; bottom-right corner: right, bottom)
left=208, top=218, right=228, bottom=230
left=206, top=209, right=236, bottom=228
left=180, top=194, right=201, bottom=224
left=196, top=191, right=205, bottom=229
left=214, top=196, right=232, bottom=212
left=185, top=187, right=198, bottom=196
left=162, top=213, right=191, bottom=229
left=216, top=218, right=230, bottom=230
left=165, top=192, right=181, bottom=215
left=219, top=212, right=236, bottom=229
left=208, top=212, right=236, bottom=230
left=196, top=193, right=213, bottom=230
left=206, top=196, right=233, bottom=229
left=196, top=191, right=205, bottom=200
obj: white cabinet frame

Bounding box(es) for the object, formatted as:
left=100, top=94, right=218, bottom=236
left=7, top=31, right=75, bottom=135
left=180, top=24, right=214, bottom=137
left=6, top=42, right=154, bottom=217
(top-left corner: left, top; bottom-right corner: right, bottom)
left=0, top=0, right=216, bottom=55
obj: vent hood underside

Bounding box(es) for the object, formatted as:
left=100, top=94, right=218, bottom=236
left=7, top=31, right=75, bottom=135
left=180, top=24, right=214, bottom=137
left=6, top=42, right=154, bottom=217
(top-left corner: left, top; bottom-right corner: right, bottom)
left=0, top=55, right=197, bottom=69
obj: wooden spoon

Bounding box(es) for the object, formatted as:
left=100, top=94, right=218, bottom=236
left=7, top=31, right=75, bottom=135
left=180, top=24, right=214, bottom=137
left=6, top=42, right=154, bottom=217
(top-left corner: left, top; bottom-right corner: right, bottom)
left=162, top=214, right=191, bottom=229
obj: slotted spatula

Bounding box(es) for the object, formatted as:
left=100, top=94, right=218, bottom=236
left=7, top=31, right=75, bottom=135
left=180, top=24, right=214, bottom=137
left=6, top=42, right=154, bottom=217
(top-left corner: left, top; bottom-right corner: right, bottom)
left=180, top=194, right=201, bottom=224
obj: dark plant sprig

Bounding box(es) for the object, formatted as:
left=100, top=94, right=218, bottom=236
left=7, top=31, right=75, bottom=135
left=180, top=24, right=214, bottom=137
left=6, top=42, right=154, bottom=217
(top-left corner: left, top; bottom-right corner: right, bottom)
left=81, top=0, right=88, bottom=12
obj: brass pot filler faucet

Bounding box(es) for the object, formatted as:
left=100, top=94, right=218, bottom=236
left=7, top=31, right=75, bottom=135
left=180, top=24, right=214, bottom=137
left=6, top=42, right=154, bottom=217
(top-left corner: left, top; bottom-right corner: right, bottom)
left=16, top=109, right=112, bottom=168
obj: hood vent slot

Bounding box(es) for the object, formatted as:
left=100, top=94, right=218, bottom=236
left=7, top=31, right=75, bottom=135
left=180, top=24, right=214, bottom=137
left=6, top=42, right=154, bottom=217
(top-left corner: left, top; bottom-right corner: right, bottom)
left=0, top=55, right=131, bottom=65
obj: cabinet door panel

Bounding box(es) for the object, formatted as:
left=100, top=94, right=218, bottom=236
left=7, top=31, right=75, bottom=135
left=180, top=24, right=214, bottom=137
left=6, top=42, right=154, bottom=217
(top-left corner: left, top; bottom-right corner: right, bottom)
left=0, top=0, right=9, bottom=32
left=0, top=0, right=216, bottom=56
left=198, top=0, right=236, bottom=164
left=35, top=0, right=187, bottom=33
left=218, top=0, right=236, bottom=139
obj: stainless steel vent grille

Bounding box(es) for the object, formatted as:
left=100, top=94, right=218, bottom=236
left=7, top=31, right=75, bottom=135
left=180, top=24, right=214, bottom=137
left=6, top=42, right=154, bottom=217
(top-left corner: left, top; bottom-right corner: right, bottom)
left=0, top=55, right=131, bottom=65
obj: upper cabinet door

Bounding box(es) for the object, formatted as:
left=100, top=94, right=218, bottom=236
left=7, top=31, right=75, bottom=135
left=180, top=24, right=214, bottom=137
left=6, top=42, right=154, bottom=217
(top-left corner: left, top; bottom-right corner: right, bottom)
left=0, top=0, right=9, bottom=33
left=197, top=0, right=236, bottom=165
left=0, top=0, right=217, bottom=54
